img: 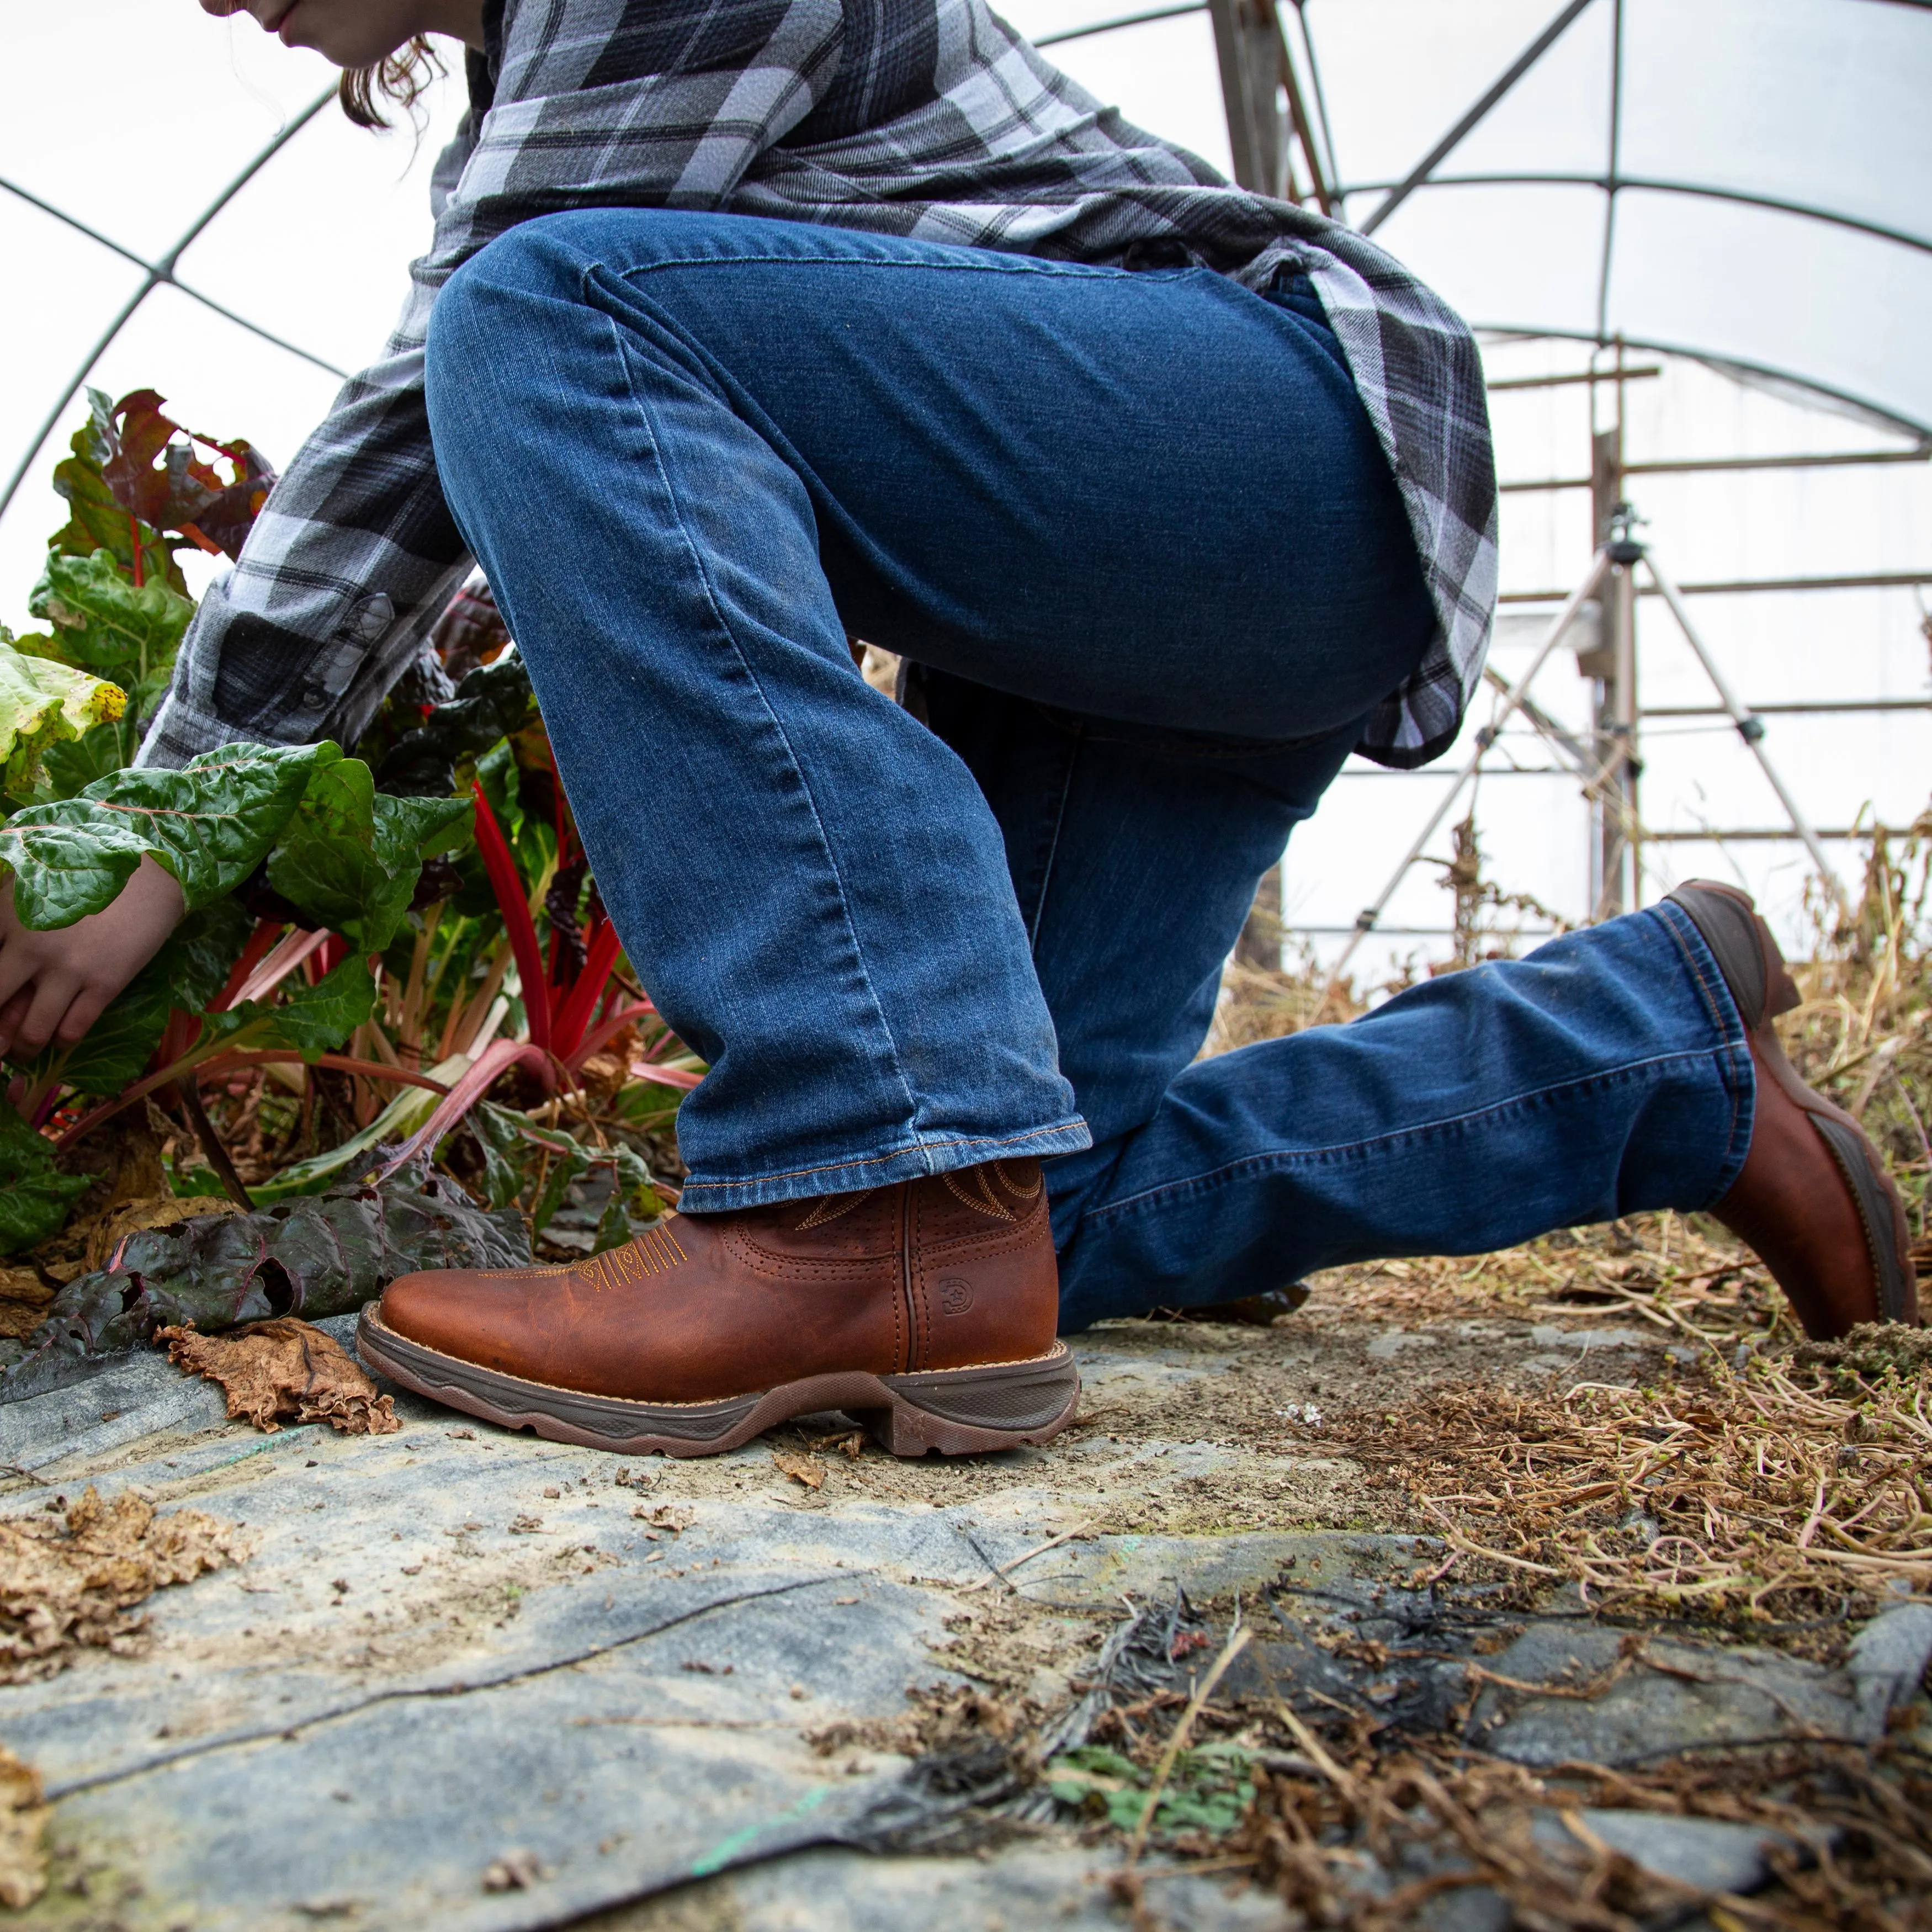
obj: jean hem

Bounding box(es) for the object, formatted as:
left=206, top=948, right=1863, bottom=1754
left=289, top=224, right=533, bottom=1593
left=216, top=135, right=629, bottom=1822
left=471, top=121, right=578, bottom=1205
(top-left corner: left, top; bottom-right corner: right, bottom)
left=1648, top=898, right=1756, bottom=1204
left=677, top=1118, right=1095, bottom=1211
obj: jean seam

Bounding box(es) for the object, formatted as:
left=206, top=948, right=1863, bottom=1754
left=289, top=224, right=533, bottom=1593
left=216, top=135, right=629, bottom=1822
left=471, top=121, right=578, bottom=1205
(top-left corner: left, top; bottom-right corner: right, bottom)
left=612, top=252, right=1151, bottom=288
left=1027, top=723, right=1081, bottom=954
left=1077, top=1048, right=1738, bottom=1229
left=593, top=289, right=927, bottom=1140
left=679, top=1119, right=1090, bottom=1195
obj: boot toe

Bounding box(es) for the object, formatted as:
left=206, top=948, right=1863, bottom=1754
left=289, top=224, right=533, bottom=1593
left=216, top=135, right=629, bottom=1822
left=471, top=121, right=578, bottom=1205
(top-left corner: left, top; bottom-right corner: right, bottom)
left=378, top=1268, right=514, bottom=1364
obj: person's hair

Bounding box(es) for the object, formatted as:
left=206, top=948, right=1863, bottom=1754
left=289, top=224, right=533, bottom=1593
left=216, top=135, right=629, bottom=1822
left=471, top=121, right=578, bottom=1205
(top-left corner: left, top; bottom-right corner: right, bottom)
left=338, top=36, right=447, bottom=130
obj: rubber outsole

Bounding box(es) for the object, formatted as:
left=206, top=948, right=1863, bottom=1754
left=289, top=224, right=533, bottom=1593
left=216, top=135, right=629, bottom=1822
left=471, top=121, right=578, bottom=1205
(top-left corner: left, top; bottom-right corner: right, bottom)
left=354, top=1307, right=1081, bottom=1458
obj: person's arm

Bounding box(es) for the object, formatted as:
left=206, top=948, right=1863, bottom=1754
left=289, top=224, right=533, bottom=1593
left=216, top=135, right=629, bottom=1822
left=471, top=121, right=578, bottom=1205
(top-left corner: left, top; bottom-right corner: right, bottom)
left=143, top=0, right=845, bottom=768
left=19, top=0, right=846, bottom=1051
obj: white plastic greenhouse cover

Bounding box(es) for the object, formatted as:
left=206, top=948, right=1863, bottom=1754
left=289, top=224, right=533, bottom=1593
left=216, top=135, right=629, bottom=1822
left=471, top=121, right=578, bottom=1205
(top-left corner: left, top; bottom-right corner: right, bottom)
left=4, top=0, right=1928, bottom=549
left=1012, top=0, right=1932, bottom=436
left=1298, top=0, right=1932, bottom=437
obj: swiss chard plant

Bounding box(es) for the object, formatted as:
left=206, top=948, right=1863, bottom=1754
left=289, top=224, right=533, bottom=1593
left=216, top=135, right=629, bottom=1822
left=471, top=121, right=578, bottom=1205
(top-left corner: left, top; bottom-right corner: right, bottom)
left=0, top=390, right=699, bottom=1299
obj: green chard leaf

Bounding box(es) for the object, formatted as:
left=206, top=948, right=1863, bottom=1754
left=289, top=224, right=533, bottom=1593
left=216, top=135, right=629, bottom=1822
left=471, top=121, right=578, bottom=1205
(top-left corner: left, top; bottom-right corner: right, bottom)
left=0, top=1110, right=92, bottom=1256
left=40, top=716, right=139, bottom=799
left=0, top=740, right=342, bottom=930
left=265, top=759, right=473, bottom=953
left=0, top=635, right=128, bottom=803
left=203, top=953, right=376, bottom=1059
left=28, top=548, right=193, bottom=688
left=375, top=651, right=537, bottom=798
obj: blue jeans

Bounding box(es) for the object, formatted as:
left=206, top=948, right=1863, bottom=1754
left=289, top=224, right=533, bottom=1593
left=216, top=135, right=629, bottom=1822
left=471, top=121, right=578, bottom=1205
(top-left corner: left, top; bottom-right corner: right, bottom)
left=424, top=209, right=1755, bottom=1326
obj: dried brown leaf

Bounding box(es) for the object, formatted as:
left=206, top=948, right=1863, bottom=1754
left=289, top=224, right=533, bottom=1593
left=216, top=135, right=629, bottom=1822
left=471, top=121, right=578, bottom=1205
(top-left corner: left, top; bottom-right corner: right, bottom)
left=0, top=1486, right=242, bottom=1683
left=773, top=1450, right=826, bottom=1492
left=157, top=1317, right=399, bottom=1436
left=0, top=1746, right=47, bottom=1910
left=634, top=1503, right=694, bottom=1533
left=0, top=1268, right=51, bottom=1308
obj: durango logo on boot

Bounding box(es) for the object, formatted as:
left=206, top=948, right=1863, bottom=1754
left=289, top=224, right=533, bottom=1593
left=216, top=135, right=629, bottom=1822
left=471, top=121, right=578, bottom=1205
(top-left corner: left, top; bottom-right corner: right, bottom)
left=937, top=1277, right=975, bottom=1316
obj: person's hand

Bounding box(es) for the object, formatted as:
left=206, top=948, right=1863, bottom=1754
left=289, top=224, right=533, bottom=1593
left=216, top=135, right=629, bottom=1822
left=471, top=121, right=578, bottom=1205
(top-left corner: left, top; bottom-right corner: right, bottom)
left=0, top=858, right=187, bottom=1060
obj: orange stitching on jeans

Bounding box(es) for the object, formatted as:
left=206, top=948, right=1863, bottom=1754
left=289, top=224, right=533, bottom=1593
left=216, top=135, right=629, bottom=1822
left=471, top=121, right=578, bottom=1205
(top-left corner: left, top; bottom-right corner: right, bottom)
left=676, top=1123, right=1088, bottom=1198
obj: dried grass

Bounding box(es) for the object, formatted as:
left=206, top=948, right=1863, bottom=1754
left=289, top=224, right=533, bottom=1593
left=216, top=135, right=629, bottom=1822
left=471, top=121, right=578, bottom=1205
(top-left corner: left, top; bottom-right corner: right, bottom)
left=1204, top=826, right=1932, bottom=1625
left=1231, top=1735, right=1932, bottom=1932
left=1332, top=1347, right=1932, bottom=1621
left=1148, top=830, right=1932, bottom=1925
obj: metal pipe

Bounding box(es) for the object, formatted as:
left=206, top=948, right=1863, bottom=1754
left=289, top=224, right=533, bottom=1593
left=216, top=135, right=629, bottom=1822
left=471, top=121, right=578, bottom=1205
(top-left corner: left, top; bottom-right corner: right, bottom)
left=1630, top=448, right=1930, bottom=476
left=1487, top=367, right=1661, bottom=391
left=1360, top=0, right=1598, bottom=237
left=1597, top=555, right=1638, bottom=914
left=1499, top=568, right=1932, bottom=601
left=1501, top=448, right=1929, bottom=492
left=0, top=89, right=333, bottom=532
left=1641, top=553, right=1851, bottom=913
left=1643, top=699, right=1932, bottom=718
left=1594, top=0, right=1624, bottom=344
left=1476, top=326, right=1928, bottom=441
left=0, top=173, right=347, bottom=381
left=1313, top=554, right=1611, bottom=1002
left=1341, top=170, right=1932, bottom=260
left=1288, top=0, right=1343, bottom=215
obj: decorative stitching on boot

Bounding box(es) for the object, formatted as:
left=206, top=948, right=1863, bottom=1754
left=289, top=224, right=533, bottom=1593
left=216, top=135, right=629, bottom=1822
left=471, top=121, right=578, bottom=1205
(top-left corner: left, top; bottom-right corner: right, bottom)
left=796, top=1188, right=876, bottom=1230
left=585, top=1223, right=688, bottom=1288
left=944, top=1169, right=1016, bottom=1221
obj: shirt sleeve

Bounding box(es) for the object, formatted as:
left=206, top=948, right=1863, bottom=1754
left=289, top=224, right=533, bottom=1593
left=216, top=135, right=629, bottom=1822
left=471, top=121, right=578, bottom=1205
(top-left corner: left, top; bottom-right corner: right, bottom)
left=140, top=0, right=846, bottom=768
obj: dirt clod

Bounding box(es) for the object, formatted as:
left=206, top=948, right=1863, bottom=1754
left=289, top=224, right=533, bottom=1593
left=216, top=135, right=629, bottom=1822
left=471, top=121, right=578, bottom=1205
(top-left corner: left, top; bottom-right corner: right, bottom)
left=482, top=1849, right=545, bottom=1892
left=157, top=1317, right=400, bottom=1436
left=634, top=1504, right=693, bottom=1533
left=1793, top=1319, right=1932, bottom=1380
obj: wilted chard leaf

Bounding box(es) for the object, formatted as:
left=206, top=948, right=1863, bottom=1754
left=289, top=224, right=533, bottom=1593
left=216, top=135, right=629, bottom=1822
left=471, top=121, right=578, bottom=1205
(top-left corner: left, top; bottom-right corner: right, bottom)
left=0, top=740, right=341, bottom=930
left=95, top=389, right=278, bottom=564
left=49, top=389, right=182, bottom=593
left=266, top=758, right=473, bottom=952
left=20, top=1166, right=530, bottom=1361
left=0, top=635, right=127, bottom=802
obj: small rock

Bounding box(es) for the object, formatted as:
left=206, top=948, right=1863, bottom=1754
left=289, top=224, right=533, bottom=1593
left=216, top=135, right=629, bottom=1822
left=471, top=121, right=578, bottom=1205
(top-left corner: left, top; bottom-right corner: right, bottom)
left=482, top=1850, right=545, bottom=1892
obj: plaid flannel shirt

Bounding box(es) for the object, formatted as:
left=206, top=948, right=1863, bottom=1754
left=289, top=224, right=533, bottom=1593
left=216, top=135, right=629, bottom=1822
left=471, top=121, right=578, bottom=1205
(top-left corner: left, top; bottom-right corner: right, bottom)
left=142, top=0, right=1496, bottom=772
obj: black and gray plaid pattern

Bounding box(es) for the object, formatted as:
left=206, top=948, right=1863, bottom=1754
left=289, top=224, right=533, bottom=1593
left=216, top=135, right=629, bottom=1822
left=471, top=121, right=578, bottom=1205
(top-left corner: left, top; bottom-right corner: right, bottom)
left=142, top=0, right=1496, bottom=772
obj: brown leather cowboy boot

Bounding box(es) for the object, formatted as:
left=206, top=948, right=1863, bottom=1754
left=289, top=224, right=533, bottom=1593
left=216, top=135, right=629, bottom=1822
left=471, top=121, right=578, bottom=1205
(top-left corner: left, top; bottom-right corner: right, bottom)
left=1666, top=881, right=1918, bottom=1337
left=356, top=1157, right=1078, bottom=1457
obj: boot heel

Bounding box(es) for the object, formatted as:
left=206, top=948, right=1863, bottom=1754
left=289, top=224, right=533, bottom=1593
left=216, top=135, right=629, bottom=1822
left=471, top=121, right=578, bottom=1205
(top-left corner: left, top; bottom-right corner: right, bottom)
left=856, top=1345, right=1081, bottom=1456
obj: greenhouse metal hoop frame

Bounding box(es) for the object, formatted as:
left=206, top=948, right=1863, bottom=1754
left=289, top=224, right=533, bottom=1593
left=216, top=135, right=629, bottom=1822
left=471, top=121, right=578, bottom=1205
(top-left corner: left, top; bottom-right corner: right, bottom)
left=2, top=0, right=1929, bottom=945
